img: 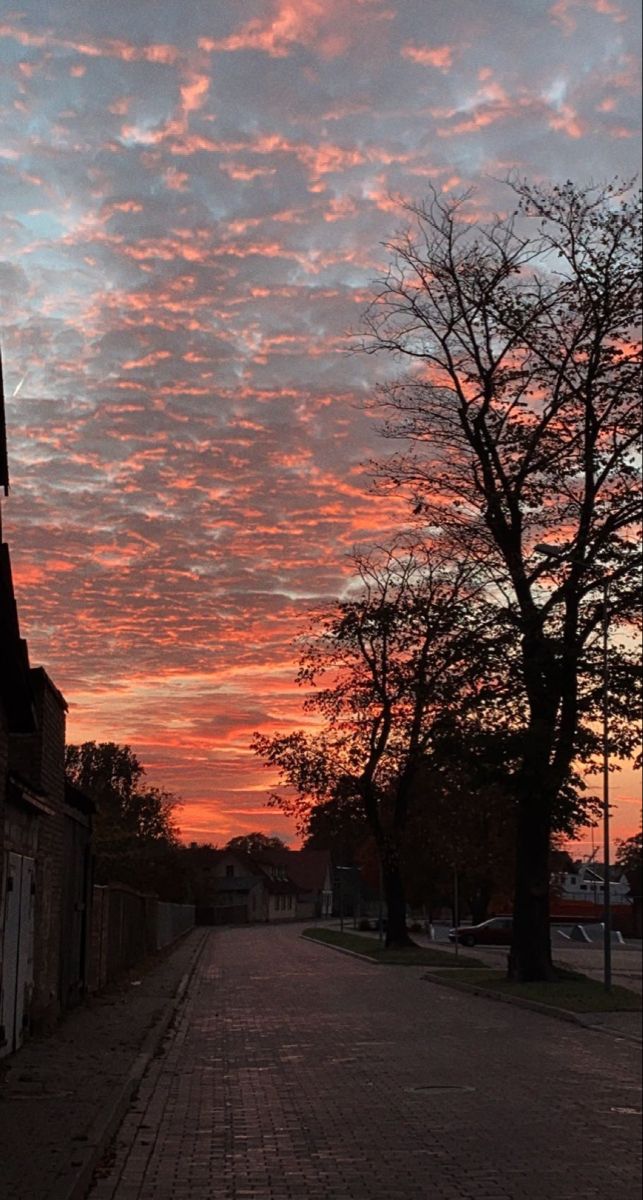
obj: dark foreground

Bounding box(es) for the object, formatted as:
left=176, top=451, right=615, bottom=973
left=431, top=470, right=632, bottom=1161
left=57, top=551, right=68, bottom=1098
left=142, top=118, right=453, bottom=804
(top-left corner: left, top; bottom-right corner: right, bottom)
left=88, top=924, right=641, bottom=1200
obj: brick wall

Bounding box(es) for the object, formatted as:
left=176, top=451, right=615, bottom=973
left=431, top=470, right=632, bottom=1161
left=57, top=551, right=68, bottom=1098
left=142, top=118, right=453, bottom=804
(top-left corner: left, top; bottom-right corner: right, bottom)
left=0, top=706, right=8, bottom=989
left=9, top=668, right=67, bottom=1030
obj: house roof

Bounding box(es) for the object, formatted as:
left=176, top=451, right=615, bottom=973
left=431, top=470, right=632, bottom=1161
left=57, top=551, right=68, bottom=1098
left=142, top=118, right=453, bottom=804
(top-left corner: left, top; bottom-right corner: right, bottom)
left=0, top=543, right=36, bottom=733
left=212, top=875, right=260, bottom=894
left=216, top=848, right=271, bottom=878
left=65, top=780, right=95, bottom=815
left=252, top=847, right=332, bottom=894
left=7, top=771, right=55, bottom=817
left=218, top=847, right=307, bottom=894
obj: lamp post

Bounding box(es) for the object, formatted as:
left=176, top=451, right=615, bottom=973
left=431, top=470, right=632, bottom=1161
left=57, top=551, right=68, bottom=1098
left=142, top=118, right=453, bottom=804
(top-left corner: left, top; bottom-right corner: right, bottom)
left=335, top=865, right=352, bottom=934
left=534, top=543, right=612, bottom=990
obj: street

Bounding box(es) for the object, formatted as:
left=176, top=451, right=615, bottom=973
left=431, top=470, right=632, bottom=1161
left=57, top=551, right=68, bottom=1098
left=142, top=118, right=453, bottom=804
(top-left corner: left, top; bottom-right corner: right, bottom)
left=88, top=924, right=642, bottom=1200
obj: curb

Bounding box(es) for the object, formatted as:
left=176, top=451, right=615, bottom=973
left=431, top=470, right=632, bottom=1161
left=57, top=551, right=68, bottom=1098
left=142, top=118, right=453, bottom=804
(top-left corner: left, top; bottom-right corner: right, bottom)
left=421, top=970, right=643, bottom=1044
left=300, top=933, right=475, bottom=970
left=53, top=927, right=209, bottom=1200
left=301, top=933, right=383, bottom=965
left=302, top=936, right=642, bottom=1047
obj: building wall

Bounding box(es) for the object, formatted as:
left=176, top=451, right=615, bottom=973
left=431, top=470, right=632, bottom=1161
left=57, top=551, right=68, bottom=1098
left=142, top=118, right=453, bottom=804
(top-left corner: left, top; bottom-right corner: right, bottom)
left=0, top=705, right=8, bottom=1009
left=9, top=669, right=67, bottom=1030
left=267, top=892, right=296, bottom=922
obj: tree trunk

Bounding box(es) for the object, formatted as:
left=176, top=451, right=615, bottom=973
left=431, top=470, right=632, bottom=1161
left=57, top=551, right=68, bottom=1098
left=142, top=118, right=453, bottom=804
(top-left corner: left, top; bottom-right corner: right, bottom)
left=508, top=795, right=555, bottom=981
left=469, top=882, right=493, bottom=927
left=381, top=837, right=415, bottom=948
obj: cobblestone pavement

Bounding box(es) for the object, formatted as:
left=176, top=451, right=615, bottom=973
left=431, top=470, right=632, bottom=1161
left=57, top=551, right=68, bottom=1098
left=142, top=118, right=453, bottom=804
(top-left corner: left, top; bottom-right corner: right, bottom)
left=88, top=924, right=642, bottom=1200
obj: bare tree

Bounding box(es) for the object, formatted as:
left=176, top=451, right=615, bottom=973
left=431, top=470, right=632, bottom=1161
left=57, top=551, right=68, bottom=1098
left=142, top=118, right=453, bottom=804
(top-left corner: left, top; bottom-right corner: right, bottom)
left=362, top=178, right=642, bottom=978
left=253, top=544, right=511, bottom=947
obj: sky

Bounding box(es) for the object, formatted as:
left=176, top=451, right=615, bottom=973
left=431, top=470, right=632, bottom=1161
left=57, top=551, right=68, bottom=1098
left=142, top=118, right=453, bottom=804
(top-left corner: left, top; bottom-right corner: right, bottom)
left=1, top=0, right=640, bottom=851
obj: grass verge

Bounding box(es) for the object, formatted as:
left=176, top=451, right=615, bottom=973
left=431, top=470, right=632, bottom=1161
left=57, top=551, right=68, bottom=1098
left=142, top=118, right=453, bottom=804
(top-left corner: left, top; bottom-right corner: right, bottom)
left=302, top=927, right=482, bottom=967
left=428, top=967, right=642, bottom=1013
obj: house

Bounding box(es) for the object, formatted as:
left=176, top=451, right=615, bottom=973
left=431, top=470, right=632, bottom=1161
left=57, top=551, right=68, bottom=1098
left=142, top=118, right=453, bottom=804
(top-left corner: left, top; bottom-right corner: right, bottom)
left=194, top=848, right=298, bottom=924
left=193, top=846, right=333, bottom=925
left=0, top=351, right=93, bottom=1055
left=252, top=847, right=333, bottom=920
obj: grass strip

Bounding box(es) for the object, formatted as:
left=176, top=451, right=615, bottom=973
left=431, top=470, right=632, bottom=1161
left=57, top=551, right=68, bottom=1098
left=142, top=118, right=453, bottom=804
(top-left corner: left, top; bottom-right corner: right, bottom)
left=428, top=967, right=642, bottom=1012
left=302, top=927, right=482, bottom=967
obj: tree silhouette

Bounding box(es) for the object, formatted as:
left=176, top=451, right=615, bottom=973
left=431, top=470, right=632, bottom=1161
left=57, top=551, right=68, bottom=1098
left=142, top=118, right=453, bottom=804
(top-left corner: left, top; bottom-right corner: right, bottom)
left=225, top=832, right=289, bottom=856
left=253, top=543, right=511, bottom=947
left=363, top=178, right=642, bottom=978
left=66, top=741, right=180, bottom=890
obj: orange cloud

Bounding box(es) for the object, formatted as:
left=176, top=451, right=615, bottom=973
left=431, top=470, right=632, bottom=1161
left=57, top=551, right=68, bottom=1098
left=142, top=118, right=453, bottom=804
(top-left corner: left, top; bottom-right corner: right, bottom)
left=549, top=0, right=628, bottom=31
left=401, top=43, right=454, bottom=70
left=0, top=21, right=181, bottom=64
left=198, top=1, right=348, bottom=60
left=548, top=103, right=585, bottom=138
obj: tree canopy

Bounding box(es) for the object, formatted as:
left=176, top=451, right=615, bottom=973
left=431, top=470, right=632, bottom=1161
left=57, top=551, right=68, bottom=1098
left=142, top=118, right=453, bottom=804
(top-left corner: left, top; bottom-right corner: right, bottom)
left=254, top=542, right=516, bottom=945
left=225, top=832, right=289, bottom=856
left=66, top=741, right=180, bottom=891
left=361, top=178, right=641, bottom=977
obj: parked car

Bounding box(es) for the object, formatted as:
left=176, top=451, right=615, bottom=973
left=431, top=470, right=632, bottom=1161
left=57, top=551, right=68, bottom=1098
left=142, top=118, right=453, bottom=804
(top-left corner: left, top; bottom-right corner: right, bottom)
left=448, top=916, right=513, bottom=947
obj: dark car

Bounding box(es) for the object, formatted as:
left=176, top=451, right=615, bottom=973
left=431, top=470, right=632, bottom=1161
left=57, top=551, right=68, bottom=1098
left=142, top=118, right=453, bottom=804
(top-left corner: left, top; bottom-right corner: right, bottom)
left=448, top=916, right=513, bottom=947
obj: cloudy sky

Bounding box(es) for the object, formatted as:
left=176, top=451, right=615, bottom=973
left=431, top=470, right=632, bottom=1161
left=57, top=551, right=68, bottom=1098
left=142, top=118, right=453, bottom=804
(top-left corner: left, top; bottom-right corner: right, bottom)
left=1, top=0, right=640, bottom=847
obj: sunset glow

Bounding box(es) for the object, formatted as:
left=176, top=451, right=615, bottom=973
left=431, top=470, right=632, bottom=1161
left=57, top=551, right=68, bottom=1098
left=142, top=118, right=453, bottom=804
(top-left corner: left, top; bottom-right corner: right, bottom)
left=1, top=0, right=640, bottom=847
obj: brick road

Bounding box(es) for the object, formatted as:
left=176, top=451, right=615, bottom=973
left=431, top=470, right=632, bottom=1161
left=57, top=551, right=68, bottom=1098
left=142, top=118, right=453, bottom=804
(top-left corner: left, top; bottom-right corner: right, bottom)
left=89, top=925, right=642, bottom=1200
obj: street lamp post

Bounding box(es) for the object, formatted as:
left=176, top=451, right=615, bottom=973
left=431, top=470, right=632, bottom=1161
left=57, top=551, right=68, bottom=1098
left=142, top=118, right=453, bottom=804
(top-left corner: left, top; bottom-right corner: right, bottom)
left=535, top=544, right=612, bottom=990
left=335, top=865, right=352, bottom=934
left=453, top=864, right=459, bottom=961
left=599, top=576, right=612, bottom=991
left=378, top=858, right=384, bottom=945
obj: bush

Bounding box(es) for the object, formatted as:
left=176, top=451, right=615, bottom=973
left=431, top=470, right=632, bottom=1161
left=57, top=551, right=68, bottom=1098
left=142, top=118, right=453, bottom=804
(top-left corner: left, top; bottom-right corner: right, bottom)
left=408, top=921, right=423, bottom=933
left=358, top=918, right=372, bottom=931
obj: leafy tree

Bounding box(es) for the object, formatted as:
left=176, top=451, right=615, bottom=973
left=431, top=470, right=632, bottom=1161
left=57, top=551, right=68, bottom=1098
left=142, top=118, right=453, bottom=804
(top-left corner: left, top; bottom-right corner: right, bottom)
left=65, top=741, right=180, bottom=890
left=253, top=543, right=513, bottom=947
left=225, top=832, right=289, bottom=856
left=363, top=179, right=642, bottom=978
left=616, top=829, right=642, bottom=896
left=303, top=798, right=370, bottom=864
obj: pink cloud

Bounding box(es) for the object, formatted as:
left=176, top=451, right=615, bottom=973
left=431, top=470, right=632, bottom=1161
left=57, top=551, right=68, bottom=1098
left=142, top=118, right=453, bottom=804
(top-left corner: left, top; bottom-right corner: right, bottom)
left=0, top=21, right=181, bottom=64
left=548, top=102, right=585, bottom=138
left=549, top=0, right=629, bottom=33
left=401, top=43, right=455, bottom=70
left=198, top=1, right=350, bottom=60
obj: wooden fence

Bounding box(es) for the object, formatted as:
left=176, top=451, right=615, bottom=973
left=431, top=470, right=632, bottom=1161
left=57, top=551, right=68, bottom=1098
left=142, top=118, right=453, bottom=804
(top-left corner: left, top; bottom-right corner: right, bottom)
left=89, top=884, right=195, bottom=992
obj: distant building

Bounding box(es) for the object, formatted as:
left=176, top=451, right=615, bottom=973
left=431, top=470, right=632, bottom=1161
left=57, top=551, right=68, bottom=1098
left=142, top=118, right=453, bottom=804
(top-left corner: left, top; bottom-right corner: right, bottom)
left=554, top=861, right=632, bottom=906
left=194, top=846, right=333, bottom=925
left=550, top=857, right=635, bottom=934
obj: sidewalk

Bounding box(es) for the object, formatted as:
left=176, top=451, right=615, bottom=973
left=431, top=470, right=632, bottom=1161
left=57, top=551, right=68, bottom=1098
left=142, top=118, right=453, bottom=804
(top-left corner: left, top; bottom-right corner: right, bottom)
left=0, top=927, right=208, bottom=1200
left=86, top=923, right=642, bottom=1200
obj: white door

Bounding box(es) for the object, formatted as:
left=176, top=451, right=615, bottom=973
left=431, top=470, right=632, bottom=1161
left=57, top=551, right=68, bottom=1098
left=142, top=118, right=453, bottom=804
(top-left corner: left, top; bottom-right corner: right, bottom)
left=0, top=853, right=35, bottom=1057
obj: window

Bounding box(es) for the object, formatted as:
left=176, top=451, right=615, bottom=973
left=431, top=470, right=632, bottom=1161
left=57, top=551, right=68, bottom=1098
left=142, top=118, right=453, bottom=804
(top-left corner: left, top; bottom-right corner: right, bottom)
left=226, top=864, right=234, bottom=878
